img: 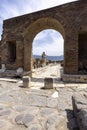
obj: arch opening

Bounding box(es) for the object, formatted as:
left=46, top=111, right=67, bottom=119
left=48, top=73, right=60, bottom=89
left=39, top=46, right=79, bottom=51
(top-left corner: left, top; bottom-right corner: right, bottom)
left=24, top=18, right=65, bottom=73
left=32, top=29, right=64, bottom=70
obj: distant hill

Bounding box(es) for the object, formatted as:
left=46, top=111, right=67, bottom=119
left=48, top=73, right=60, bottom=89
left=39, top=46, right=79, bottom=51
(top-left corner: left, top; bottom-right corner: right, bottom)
left=33, top=55, right=64, bottom=61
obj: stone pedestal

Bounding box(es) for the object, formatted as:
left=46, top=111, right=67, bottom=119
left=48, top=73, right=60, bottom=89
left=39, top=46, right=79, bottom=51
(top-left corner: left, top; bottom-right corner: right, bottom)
left=44, top=78, right=53, bottom=89
left=22, top=76, right=31, bottom=88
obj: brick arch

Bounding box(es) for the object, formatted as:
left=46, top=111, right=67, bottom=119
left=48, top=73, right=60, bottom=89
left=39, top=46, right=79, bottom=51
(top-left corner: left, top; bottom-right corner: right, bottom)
left=24, top=17, right=65, bottom=72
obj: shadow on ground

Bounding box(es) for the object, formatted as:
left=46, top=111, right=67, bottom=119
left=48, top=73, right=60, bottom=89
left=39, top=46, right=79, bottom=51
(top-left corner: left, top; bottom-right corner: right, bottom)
left=65, top=109, right=79, bottom=130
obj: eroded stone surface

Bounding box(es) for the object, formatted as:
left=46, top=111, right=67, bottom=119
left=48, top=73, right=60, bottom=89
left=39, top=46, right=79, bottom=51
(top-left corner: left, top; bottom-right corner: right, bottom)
left=29, top=94, right=47, bottom=107
left=72, top=93, right=87, bottom=130
left=40, top=108, right=58, bottom=117
left=15, top=114, right=34, bottom=127
left=47, top=97, right=58, bottom=108
left=0, top=65, right=87, bottom=130
left=28, top=123, right=42, bottom=130
left=0, top=109, right=12, bottom=116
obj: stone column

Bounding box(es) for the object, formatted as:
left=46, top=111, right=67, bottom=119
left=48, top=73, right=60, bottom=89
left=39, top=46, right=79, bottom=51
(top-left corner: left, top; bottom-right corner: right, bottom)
left=24, top=39, right=32, bottom=72
left=64, top=31, right=78, bottom=74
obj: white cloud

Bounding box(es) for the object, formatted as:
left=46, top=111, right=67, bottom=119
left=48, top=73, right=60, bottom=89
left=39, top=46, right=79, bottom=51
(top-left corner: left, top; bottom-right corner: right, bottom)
left=0, top=0, right=77, bottom=55
left=33, top=29, right=64, bottom=56
left=0, top=0, right=78, bottom=21
left=34, top=31, right=47, bottom=41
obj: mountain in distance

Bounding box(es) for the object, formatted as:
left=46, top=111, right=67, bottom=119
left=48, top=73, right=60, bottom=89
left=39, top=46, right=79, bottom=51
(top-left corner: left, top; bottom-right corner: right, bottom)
left=33, top=55, right=64, bottom=61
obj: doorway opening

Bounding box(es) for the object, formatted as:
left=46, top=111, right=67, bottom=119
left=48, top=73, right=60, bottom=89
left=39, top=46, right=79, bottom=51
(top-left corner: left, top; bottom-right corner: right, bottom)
left=78, top=32, right=87, bottom=74
left=8, top=41, right=16, bottom=63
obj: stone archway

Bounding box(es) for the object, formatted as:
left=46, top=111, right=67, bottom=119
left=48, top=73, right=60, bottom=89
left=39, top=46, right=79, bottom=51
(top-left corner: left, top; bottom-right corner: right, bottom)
left=24, top=17, right=65, bottom=73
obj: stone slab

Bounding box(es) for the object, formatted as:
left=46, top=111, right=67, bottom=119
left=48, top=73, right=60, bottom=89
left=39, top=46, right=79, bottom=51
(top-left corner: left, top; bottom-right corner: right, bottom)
left=72, top=93, right=87, bottom=130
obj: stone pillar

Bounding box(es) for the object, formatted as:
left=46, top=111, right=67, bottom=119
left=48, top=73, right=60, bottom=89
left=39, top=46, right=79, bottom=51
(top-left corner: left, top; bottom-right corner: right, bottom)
left=64, top=31, right=78, bottom=74
left=24, top=39, right=32, bottom=72
left=22, top=76, right=31, bottom=88
left=44, top=78, right=53, bottom=89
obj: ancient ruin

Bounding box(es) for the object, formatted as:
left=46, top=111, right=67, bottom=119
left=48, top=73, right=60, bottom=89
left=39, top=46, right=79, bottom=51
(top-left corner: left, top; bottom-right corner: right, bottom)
left=0, top=0, right=87, bottom=82
left=0, top=1, right=87, bottom=129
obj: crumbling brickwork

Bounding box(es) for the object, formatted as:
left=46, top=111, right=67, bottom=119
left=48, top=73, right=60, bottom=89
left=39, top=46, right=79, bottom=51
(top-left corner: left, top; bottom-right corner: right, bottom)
left=0, top=0, right=87, bottom=74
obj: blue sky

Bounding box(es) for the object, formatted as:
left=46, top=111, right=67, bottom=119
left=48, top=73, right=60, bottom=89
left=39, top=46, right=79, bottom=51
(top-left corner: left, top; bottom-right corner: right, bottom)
left=0, top=0, right=77, bottom=56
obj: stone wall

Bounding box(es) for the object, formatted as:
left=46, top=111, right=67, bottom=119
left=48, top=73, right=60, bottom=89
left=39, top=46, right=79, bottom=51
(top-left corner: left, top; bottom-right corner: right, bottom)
left=0, top=0, right=87, bottom=74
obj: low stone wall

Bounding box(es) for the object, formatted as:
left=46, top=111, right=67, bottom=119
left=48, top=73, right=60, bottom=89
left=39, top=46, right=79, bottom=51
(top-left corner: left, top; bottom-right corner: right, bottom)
left=0, top=70, right=17, bottom=78
left=72, top=93, right=87, bottom=130
left=62, top=73, right=87, bottom=83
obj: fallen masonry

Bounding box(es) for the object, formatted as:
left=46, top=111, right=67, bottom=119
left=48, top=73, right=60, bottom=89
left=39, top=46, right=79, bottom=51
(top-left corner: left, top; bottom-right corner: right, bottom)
left=72, top=93, right=87, bottom=130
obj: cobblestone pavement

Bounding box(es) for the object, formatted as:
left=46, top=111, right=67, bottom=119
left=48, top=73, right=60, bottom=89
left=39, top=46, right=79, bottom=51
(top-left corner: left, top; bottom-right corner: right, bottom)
left=0, top=64, right=86, bottom=130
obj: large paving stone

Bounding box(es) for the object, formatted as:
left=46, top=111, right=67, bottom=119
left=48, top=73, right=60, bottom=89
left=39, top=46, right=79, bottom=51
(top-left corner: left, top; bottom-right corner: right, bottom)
left=47, top=125, right=57, bottom=130
left=0, top=120, right=6, bottom=128
left=14, top=105, right=28, bottom=112
left=27, top=106, right=39, bottom=115
left=0, top=109, right=12, bottom=116
left=15, top=114, right=34, bottom=127
left=28, top=123, right=42, bottom=130
left=15, top=114, right=24, bottom=125
left=47, top=114, right=67, bottom=130
left=23, top=114, right=34, bottom=125
left=40, top=107, right=58, bottom=117
left=0, top=95, right=12, bottom=103
left=27, top=89, right=53, bottom=96
left=29, top=94, right=46, bottom=107
left=47, top=97, right=58, bottom=108
left=9, top=125, right=29, bottom=130
left=58, top=99, right=69, bottom=111
left=21, top=95, right=30, bottom=105
left=72, top=93, right=87, bottom=114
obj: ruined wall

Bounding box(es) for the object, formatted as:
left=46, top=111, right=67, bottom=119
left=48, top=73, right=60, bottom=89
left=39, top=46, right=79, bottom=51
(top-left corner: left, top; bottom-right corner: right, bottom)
left=0, top=0, right=87, bottom=74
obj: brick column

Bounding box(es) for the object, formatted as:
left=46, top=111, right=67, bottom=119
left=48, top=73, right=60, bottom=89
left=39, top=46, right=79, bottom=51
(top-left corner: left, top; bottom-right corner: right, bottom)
left=24, top=39, right=32, bottom=71
left=64, top=32, right=78, bottom=74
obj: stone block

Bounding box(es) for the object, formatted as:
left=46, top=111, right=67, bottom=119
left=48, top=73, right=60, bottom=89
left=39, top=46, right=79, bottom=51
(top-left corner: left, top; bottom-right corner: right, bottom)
left=72, top=93, right=87, bottom=130
left=44, top=78, right=53, bottom=89
left=22, top=76, right=31, bottom=88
